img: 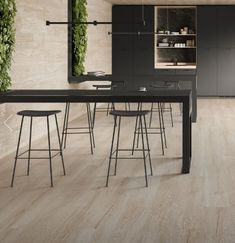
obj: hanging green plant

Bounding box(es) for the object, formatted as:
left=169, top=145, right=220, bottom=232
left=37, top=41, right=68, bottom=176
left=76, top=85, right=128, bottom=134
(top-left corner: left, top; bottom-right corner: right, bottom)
left=0, top=0, right=16, bottom=91
left=73, top=0, right=87, bottom=76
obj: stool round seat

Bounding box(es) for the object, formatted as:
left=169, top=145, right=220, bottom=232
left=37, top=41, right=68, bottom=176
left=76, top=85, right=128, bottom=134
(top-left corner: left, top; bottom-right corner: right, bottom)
left=110, top=110, right=149, bottom=117
left=93, top=84, right=112, bottom=89
left=11, top=109, right=65, bottom=187
left=17, top=110, right=61, bottom=117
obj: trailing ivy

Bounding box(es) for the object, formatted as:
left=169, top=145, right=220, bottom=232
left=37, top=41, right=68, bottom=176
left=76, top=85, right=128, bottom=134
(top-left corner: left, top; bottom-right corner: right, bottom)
left=73, top=0, right=87, bottom=76
left=0, top=0, right=16, bottom=91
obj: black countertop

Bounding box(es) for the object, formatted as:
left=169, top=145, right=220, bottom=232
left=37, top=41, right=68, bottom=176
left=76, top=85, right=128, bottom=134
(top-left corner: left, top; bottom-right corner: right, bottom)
left=0, top=89, right=191, bottom=103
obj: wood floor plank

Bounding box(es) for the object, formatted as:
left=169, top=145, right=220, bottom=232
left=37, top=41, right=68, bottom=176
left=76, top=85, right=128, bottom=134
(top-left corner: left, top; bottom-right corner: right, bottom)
left=1, top=100, right=235, bottom=243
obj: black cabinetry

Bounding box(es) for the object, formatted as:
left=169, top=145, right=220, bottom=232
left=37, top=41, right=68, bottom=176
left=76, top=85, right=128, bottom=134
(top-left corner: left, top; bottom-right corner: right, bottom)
left=112, top=5, right=154, bottom=76
left=217, top=7, right=235, bottom=95
left=217, top=7, right=235, bottom=48
left=197, top=6, right=235, bottom=96
left=197, top=47, right=217, bottom=96
left=197, top=7, right=217, bottom=96
left=197, top=7, right=217, bottom=48
left=112, top=6, right=133, bottom=75
left=218, top=48, right=235, bottom=96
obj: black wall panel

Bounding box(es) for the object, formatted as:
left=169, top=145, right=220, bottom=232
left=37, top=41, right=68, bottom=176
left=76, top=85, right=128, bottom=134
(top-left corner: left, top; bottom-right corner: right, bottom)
left=112, top=6, right=154, bottom=77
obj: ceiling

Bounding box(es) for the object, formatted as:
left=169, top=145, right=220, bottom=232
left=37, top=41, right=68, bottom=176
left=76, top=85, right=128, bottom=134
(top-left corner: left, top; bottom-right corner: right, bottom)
left=104, top=0, right=235, bottom=4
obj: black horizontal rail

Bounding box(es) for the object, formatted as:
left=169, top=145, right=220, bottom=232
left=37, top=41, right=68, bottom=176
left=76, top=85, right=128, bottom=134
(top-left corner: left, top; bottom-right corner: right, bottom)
left=46, top=20, right=144, bottom=26
left=108, top=32, right=155, bottom=35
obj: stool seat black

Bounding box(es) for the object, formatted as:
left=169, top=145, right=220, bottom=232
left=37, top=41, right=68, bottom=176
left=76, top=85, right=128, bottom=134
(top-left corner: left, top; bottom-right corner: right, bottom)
left=17, top=110, right=61, bottom=117
left=110, top=110, right=149, bottom=117
left=92, top=84, right=113, bottom=89
left=11, top=109, right=65, bottom=187
left=106, top=109, right=152, bottom=187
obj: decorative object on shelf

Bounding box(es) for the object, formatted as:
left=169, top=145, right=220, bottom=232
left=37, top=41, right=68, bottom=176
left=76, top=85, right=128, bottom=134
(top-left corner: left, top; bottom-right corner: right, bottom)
left=172, top=57, right=178, bottom=66
left=188, top=29, right=195, bottom=34
left=180, top=27, right=188, bottom=35
left=162, top=38, right=168, bottom=43
left=169, top=41, right=174, bottom=47
left=158, top=43, right=169, bottom=47
left=186, top=39, right=195, bottom=47
left=175, top=43, right=186, bottom=48
left=171, top=31, right=180, bottom=35
left=87, top=71, right=105, bottom=77
left=0, top=0, right=16, bottom=92
left=73, top=0, right=87, bottom=76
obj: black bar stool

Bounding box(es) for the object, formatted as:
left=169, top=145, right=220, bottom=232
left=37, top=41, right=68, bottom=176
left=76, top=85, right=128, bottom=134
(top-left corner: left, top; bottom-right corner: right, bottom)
left=92, top=84, right=115, bottom=127
left=11, top=110, right=66, bottom=187
left=61, top=103, right=95, bottom=154
left=106, top=110, right=153, bottom=187
left=92, top=84, right=131, bottom=127
left=132, top=102, right=167, bottom=155
left=149, top=102, right=174, bottom=127
left=149, top=82, right=178, bottom=128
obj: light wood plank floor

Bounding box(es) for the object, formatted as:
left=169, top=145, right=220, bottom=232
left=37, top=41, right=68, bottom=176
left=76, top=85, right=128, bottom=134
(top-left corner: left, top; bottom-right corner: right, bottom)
left=1, top=99, right=235, bottom=243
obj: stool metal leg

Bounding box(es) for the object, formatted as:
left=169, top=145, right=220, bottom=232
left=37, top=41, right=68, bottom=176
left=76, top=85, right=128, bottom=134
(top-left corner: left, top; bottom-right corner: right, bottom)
left=132, top=116, right=139, bottom=155
left=106, top=116, right=117, bottom=187
left=149, top=103, right=154, bottom=128
left=27, top=117, right=33, bottom=176
left=140, top=115, right=148, bottom=187
left=55, top=114, right=66, bottom=176
left=114, top=116, right=121, bottom=176
left=106, top=103, right=110, bottom=116
left=160, top=103, right=167, bottom=148
left=46, top=116, right=53, bottom=187
left=87, top=103, right=95, bottom=148
left=11, top=116, right=25, bottom=187
left=92, top=102, right=97, bottom=128
left=136, top=103, right=143, bottom=148
left=158, top=103, right=165, bottom=155
left=132, top=102, right=141, bottom=154
left=61, top=102, right=69, bottom=149
left=86, top=103, right=94, bottom=155
left=169, top=103, right=174, bottom=127
left=111, top=103, right=115, bottom=111
left=63, top=102, right=70, bottom=149
left=143, top=115, right=153, bottom=176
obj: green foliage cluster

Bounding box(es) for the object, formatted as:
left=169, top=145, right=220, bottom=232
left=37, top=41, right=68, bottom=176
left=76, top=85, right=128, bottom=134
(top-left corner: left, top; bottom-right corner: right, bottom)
left=0, top=0, right=16, bottom=91
left=73, top=0, right=87, bottom=76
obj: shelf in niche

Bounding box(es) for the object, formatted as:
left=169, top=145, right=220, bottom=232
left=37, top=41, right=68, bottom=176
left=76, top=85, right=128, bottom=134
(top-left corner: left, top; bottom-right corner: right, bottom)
left=156, top=34, right=196, bottom=36
left=157, top=47, right=196, bottom=49
left=154, top=6, right=197, bottom=69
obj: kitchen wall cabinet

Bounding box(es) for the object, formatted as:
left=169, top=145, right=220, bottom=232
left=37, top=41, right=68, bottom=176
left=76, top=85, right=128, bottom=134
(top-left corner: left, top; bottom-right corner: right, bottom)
left=112, top=5, right=154, bottom=76
left=218, top=48, right=235, bottom=96
left=217, top=7, right=235, bottom=48
left=197, top=6, right=217, bottom=96
left=197, top=48, right=217, bottom=96
left=112, top=6, right=133, bottom=75
left=197, top=7, right=217, bottom=48
left=197, top=6, right=235, bottom=96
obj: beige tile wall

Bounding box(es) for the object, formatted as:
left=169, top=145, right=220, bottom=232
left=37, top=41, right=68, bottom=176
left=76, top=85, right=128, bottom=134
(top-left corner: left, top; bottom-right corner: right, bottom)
left=0, top=0, right=112, bottom=159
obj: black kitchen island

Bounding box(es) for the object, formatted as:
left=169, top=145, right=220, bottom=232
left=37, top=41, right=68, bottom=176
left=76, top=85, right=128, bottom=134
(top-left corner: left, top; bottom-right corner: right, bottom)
left=0, top=89, right=192, bottom=174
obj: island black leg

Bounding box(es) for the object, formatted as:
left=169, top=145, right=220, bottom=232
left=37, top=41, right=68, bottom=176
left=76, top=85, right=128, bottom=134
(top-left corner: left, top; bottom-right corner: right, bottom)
left=182, top=99, right=191, bottom=174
